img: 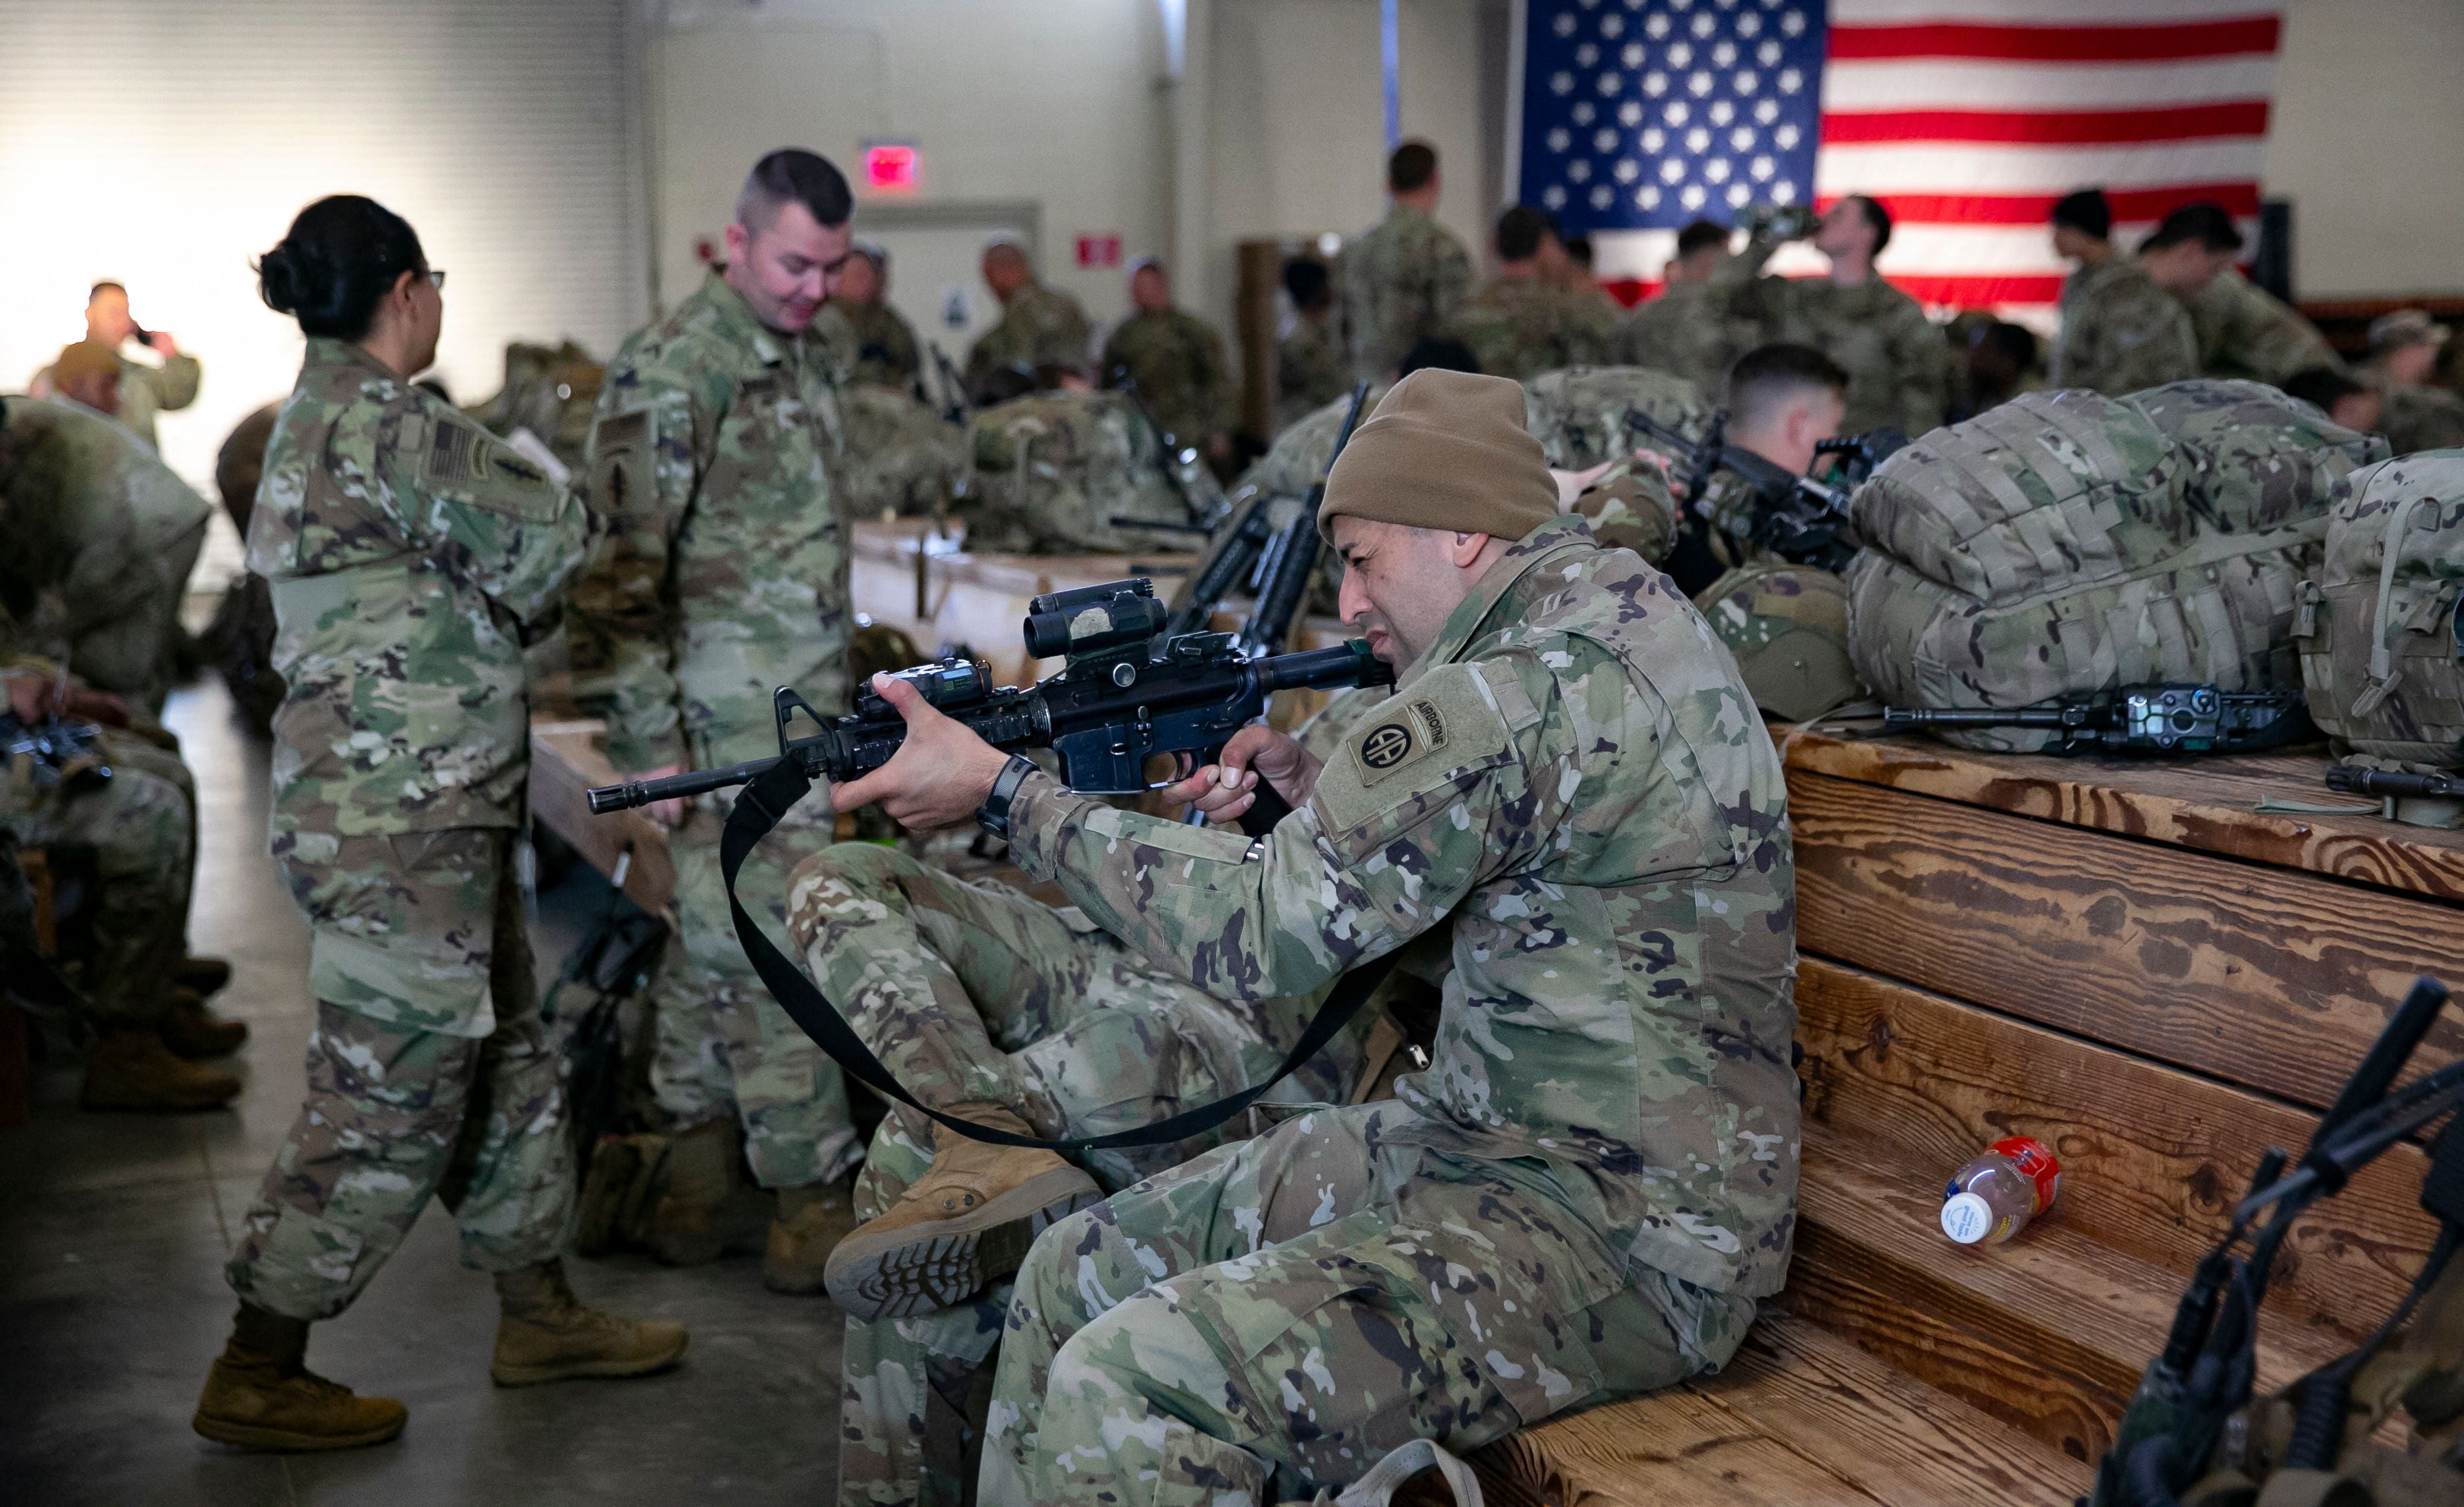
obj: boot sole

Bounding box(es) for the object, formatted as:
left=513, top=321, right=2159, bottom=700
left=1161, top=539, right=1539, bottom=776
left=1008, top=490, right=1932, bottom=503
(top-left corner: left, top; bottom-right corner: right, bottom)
left=823, top=1166, right=1101, bottom=1322
left=191, top=1412, right=406, bottom=1452
left=489, top=1332, right=691, bottom=1388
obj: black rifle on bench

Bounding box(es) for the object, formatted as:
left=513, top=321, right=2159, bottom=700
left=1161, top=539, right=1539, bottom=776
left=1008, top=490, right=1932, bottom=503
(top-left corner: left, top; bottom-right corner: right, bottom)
left=1883, top=685, right=2313, bottom=756
left=1161, top=379, right=1371, bottom=643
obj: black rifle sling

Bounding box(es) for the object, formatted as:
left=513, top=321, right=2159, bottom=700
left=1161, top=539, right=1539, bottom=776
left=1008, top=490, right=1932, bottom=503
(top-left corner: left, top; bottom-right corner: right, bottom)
left=719, top=757, right=1396, bottom=1152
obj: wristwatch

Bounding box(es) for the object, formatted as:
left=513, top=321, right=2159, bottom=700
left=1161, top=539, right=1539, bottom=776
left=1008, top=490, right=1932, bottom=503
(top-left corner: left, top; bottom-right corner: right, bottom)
left=975, top=754, right=1039, bottom=841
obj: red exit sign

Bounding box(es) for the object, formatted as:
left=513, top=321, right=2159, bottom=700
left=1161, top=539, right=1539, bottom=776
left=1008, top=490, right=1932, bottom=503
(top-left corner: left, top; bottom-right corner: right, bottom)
left=1076, top=234, right=1121, bottom=268
left=861, top=141, right=918, bottom=194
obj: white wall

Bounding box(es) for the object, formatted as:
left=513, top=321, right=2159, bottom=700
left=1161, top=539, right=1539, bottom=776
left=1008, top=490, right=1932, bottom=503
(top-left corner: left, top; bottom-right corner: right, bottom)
left=0, top=0, right=645, bottom=495
left=2267, top=0, right=2464, bottom=299
left=650, top=0, right=1170, bottom=332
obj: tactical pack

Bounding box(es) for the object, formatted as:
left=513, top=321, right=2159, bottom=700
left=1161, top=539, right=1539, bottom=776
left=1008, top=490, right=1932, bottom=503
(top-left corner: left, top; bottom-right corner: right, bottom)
left=1847, top=386, right=2380, bottom=751
left=835, top=387, right=967, bottom=521
left=2293, top=450, right=2464, bottom=770
left=955, top=390, right=1191, bottom=553
left=1521, top=364, right=1713, bottom=470
left=1694, top=563, right=1868, bottom=723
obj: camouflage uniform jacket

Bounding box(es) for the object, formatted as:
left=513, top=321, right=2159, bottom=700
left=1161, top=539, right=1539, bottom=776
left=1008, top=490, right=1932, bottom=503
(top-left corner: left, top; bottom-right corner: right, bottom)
left=1100, top=307, right=1233, bottom=445
left=964, top=283, right=1095, bottom=389
left=0, top=395, right=212, bottom=659
left=1619, top=278, right=1741, bottom=394
left=2377, top=380, right=2464, bottom=457
left=814, top=299, right=922, bottom=393
left=248, top=339, right=588, bottom=838
left=1006, top=513, right=1801, bottom=1298
left=2187, top=267, right=2338, bottom=383
left=1452, top=273, right=1622, bottom=383
left=1337, top=205, right=1475, bottom=384
left=1274, top=314, right=1349, bottom=437
left=569, top=273, right=850, bottom=772
left=2053, top=257, right=2200, bottom=397
left=1717, top=234, right=1949, bottom=435
left=115, top=351, right=201, bottom=452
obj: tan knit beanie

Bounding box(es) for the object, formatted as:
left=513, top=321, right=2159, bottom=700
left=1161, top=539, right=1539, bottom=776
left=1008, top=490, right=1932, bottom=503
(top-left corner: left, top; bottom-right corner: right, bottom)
left=1317, top=369, right=1558, bottom=545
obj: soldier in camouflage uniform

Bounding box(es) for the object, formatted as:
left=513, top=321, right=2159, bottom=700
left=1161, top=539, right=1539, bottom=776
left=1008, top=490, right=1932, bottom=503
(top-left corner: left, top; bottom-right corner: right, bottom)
left=1, top=391, right=213, bottom=715
left=567, top=151, right=867, bottom=1290
left=1451, top=206, right=1619, bottom=383
left=1619, top=219, right=1744, bottom=393
left=965, top=241, right=1095, bottom=394
left=1716, top=195, right=1947, bottom=435
left=954, top=387, right=1193, bottom=554
left=199, top=193, right=684, bottom=1454
left=809, top=370, right=1799, bottom=1504
left=815, top=243, right=924, bottom=395
left=2049, top=191, right=2200, bottom=397
left=1337, top=141, right=1475, bottom=385
left=1101, top=258, right=1234, bottom=463
left=1273, top=259, right=1348, bottom=437
left=2363, top=309, right=2464, bottom=456
left=2135, top=203, right=2337, bottom=383
left=29, top=281, right=203, bottom=453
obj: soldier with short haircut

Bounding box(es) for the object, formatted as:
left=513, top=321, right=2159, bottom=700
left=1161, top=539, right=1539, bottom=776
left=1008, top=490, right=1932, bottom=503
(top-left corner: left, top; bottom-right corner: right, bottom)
left=1621, top=218, right=1739, bottom=389
left=200, top=193, right=683, bottom=1454
left=1452, top=205, right=1619, bottom=382
left=2362, top=309, right=2464, bottom=455
left=31, top=281, right=201, bottom=452
left=2138, top=202, right=2337, bottom=383
left=814, top=241, right=923, bottom=394
left=964, top=239, right=1095, bottom=395
left=1100, top=257, right=1233, bottom=462
left=567, top=149, right=869, bottom=1290
left=1337, top=139, right=1475, bottom=385
left=798, top=369, right=1798, bottom=1504
left=2048, top=188, right=2199, bottom=397
left=1273, top=258, right=1348, bottom=437
left=1716, top=195, right=1947, bottom=435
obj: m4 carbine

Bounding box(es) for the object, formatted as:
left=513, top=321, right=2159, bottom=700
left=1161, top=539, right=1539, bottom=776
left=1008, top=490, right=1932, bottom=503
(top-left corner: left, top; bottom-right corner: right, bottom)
left=586, top=577, right=1394, bottom=815
left=1, top=713, right=111, bottom=790
left=1620, top=405, right=1904, bottom=573
left=1884, top=685, right=2313, bottom=756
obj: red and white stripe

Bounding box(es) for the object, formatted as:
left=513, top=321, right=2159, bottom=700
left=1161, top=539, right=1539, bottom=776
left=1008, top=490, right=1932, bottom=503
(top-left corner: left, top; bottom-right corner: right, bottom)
left=1595, top=0, right=2280, bottom=327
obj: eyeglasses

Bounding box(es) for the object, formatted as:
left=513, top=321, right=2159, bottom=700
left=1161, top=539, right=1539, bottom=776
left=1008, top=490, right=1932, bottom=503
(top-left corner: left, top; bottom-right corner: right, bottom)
left=421, top=269, right=447, bottom=290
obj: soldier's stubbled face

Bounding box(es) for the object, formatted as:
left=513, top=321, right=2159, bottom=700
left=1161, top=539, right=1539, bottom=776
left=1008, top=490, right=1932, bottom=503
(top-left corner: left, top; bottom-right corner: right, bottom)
left=725, top=199, right=852, bottom=335
left=1332, top=516, right=1502, bottom=669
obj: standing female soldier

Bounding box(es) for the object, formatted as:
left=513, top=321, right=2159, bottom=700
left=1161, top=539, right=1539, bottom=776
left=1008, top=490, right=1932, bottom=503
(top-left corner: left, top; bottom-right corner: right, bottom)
left=194, top=195, right=687, bottom=1452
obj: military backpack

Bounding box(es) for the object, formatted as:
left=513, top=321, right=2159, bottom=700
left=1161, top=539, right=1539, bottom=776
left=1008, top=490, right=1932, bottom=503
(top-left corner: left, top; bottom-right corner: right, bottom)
left=2293, top=450, right=2464, bottom=772
left=955, top=390, right=1190, bottom=554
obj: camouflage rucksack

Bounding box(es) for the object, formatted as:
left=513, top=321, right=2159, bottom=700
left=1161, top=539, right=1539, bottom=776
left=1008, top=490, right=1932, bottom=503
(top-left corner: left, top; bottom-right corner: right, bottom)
left=1571, top=455, right=1678, bottom=565
left=2294, top=450, right=2464, bottom=768
left=1846, top=389, right=2355, bottom=751
left=1693, top=563, right=1868, bottom=723
left=1521, top=364, right=1713, bottom=469
left=956, top=390, right=1189, bottom=553
left=836, top=387, right=967, bottom=521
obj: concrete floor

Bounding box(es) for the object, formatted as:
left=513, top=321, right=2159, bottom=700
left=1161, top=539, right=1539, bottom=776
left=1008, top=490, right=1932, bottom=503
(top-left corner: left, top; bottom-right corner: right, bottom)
left=0, top=679, right=845, bottom=1506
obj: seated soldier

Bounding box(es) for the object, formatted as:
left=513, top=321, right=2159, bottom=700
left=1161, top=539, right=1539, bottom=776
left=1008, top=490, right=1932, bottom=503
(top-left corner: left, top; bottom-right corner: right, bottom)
left=799, top=369, right=1799, bottom=1503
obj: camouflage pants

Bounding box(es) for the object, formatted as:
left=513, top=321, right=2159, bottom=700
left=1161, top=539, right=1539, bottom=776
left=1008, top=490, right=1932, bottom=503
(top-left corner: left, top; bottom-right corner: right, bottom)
left=0, top=731, right=194, bottom=1033
left=981, top=1102, right=1738, bottom=1506
left=783, top=842, right=1363, bottom=1507
left=647, top=806, right=859, bottom=1190
left=229, top=827, right=574, bottom=1320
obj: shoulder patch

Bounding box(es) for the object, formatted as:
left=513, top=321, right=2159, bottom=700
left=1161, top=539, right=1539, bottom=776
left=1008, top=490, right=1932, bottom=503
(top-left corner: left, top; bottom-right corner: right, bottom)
left=1315, top=659, right=1517, bottom=837
left=421, top=408, right=561, bottom=523
left=587, top=409, right=653, bottom=516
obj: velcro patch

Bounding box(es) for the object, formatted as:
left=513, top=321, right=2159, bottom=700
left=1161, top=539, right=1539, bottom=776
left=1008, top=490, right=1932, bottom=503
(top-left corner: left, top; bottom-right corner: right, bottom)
left=1315, top=659, right=1515, bottom=838
left=589, top=409, right=653, bottom=516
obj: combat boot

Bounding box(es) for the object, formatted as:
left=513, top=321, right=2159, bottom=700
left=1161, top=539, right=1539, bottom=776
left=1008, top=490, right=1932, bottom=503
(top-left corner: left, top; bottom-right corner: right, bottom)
left=193, top=1305, right=407, bottom=1452
left=489, top=1259, right=689, bottom=1386
left=823, top=1104, right=1099, bottom=1322
left=177, top=956, right=234, bottom=998
left=645, top=1119, right=739, bottom=1267
left=161, top=986, right=250, bottom=1059
left=81, top=1030, right=240, bottom=1112
left=762, top=1179, right=859, bottom=1295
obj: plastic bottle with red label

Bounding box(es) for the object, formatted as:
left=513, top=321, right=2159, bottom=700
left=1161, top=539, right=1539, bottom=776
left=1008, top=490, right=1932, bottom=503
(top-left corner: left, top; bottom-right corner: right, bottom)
left=1940, top=1136, right=2062, bottom=1246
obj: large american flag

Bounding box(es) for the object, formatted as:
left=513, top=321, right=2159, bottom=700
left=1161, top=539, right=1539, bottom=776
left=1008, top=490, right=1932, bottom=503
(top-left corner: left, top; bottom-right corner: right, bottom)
left=1515, top=0, right=2282, bottom=325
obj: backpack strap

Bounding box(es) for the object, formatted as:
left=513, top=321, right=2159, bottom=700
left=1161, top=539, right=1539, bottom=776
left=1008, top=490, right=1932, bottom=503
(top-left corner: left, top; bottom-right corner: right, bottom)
left=2353, top=492, right=2434, bottom=719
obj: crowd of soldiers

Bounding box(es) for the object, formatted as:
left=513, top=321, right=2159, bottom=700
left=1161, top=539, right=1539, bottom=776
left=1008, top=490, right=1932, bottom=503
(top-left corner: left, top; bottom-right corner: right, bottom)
left=3, top=129, right=2461, bottom=1506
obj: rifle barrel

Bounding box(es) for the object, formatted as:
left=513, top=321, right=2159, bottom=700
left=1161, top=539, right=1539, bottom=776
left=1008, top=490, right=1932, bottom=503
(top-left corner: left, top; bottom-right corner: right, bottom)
left=586, top=758, right=778, bottom=814
left=1883, top=706, right=2074, bottom=729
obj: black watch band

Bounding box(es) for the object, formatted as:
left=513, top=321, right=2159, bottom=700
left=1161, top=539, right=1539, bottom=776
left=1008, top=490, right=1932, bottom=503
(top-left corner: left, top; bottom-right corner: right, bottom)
left=976, top=755, right=1039, bottom=841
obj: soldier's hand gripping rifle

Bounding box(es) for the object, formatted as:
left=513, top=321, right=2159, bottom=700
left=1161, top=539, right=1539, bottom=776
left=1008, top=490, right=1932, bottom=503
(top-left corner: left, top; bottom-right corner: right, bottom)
left=1883, top=685, right=2314, bottom=756
left=1621, top=405, right=1905, bottom=573
left=586, top=577, right=1395, bottom=818
left=1161, top=380, right=1372, bottom=643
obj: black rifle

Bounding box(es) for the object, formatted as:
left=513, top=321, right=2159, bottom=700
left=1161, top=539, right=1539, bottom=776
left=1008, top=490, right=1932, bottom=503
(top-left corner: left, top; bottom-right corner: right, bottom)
left=589, top=581, right=1405, bottom=1156
left=2326, top=764, right=2464, bottom=802
left=1104, top=367, right=1215, bottom=528
left=587, top=577, right=1393, bottom=814
left=1622, top=406, right=1905, bottom=575
left=1, top=713, right=111, bottom=790
left=1883, top=685, right=2313, bottom=756
left=1162, top=381, right=1371, bottom=643
left=925, top=341, right=971, bottom=425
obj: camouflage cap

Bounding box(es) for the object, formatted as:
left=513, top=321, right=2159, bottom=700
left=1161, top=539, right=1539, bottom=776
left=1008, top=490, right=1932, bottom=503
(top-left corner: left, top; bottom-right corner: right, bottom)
left=1319, top=369, right=1555, bottom=544
left=2368, top=309, right=2449, bottom=359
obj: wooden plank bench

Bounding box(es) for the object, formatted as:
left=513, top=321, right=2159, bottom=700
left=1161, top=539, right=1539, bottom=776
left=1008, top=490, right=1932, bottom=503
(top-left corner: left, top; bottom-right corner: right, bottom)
left=1473, top=729, right=2461, bottom=1505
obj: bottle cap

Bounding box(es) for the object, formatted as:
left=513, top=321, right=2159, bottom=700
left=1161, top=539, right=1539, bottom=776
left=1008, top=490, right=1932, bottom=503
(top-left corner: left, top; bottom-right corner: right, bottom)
left=1941, top=1192, right=1996, bottom=1244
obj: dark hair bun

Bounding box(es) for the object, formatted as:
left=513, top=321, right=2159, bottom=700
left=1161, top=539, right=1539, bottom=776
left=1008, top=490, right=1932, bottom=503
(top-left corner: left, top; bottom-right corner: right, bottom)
left=253, top=195, right=425, bottom=341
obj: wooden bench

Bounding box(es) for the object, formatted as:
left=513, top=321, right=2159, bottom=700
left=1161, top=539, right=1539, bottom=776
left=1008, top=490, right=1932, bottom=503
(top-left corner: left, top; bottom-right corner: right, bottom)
left=1473, top=730, right=2461, bottom=1506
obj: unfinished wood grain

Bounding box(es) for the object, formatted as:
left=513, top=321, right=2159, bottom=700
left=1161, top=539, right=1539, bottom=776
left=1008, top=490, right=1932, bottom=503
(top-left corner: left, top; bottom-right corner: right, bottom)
left=1789, top=1136, right=2351, bottom=1462
left=1797, top=958, right=2442, bottom=1329
left=529, top=719, right=677, bottom=916
left=1789, top=772, right=2464, bottom=1109
left=1781, top=728, right=2464, bottom=902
